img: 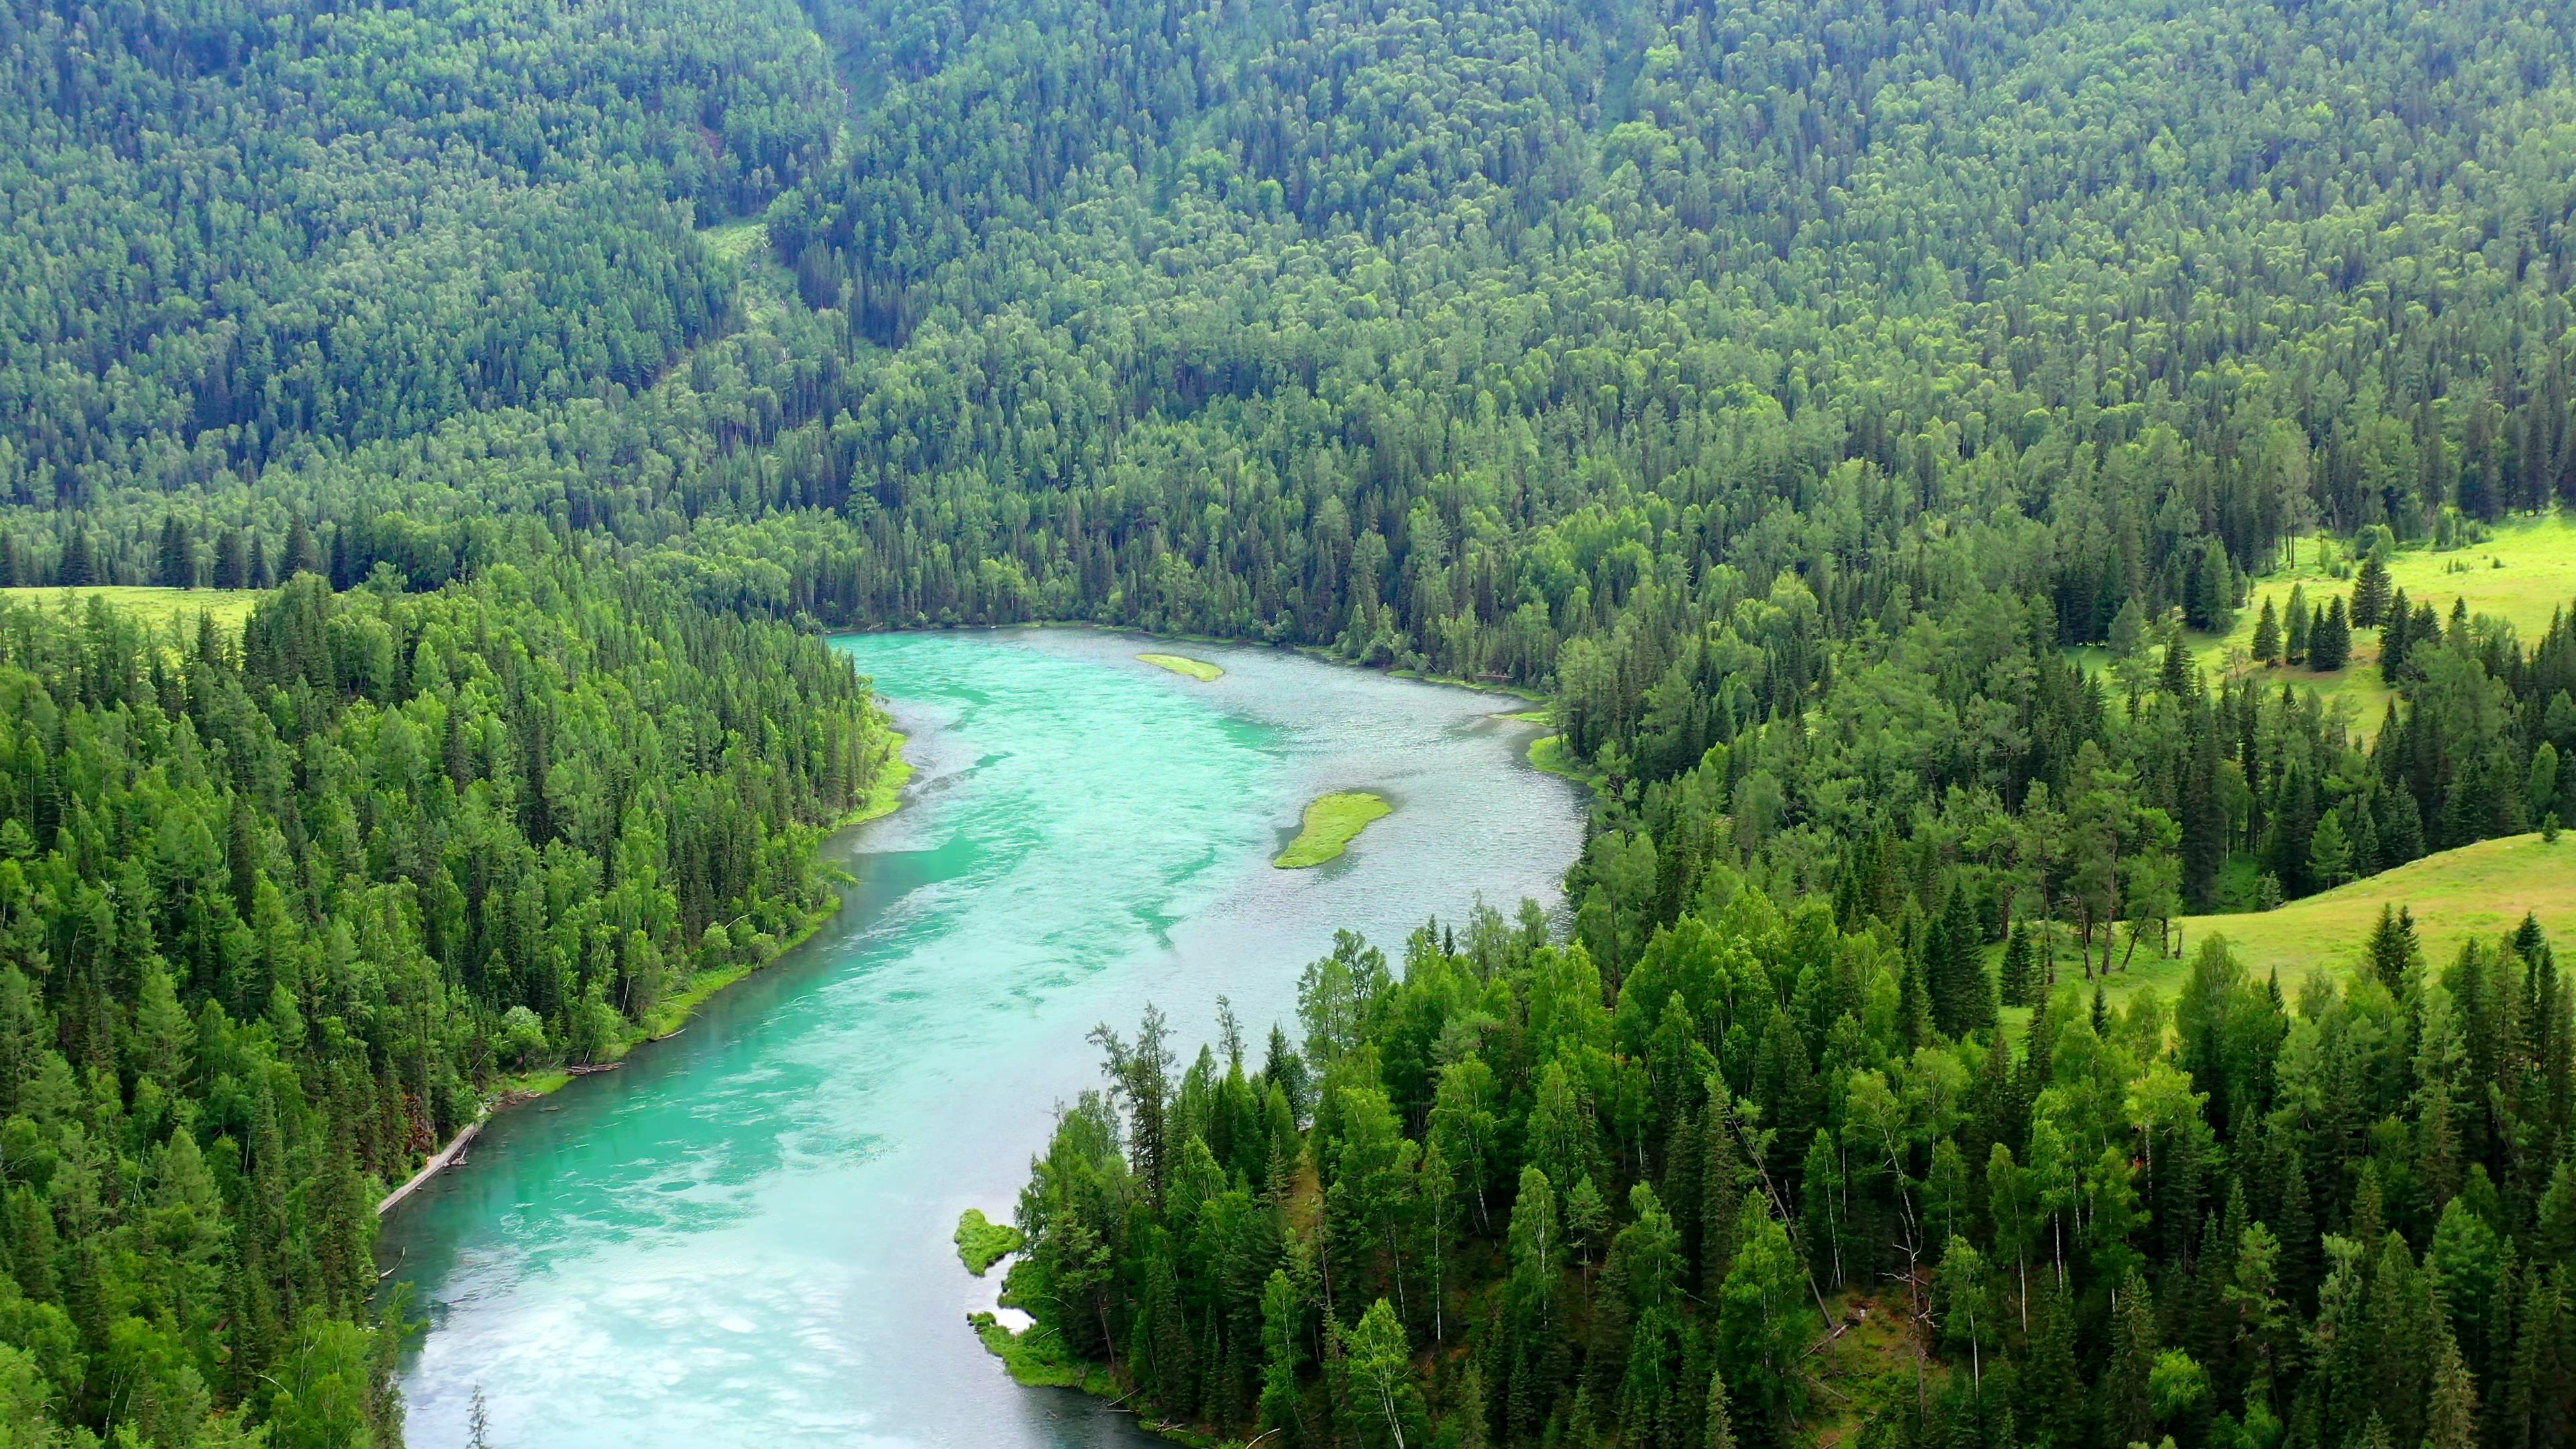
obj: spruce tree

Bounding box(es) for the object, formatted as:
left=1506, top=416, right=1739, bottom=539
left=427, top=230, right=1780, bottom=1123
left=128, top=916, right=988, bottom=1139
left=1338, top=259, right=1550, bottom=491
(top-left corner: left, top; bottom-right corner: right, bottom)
left=2381, top=587, right=2414, bottom=681
left=56, top=529, right=94, bottom=587
left=1703, top=1365, right=1734, bottom=1449
left=1999, top=924, right=2035, bottom=1007
left=156, top=514, right=194, bottom=588
left=2308, top=807, right=2353, bottom=888
left=2252, top=596, right=2282, bottom=665
left=2161, top=639, right=2194, bottom=698
left=2352, top=548, right=2393, bottom=627
left=2103, top=1268, right=2159, bottom=1448
left=2365, top=905, right=2419, bottom=993
left=2311, top=596, right=2352, bottom=671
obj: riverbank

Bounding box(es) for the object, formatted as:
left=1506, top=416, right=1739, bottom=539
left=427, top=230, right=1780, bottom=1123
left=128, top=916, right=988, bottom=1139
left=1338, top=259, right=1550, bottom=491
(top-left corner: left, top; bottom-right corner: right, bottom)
left=374, top=728, right=916, bottom=1216
left=380, top=626, right=1587, bottom=1442
left=837, top=617, right=1548, bottom=708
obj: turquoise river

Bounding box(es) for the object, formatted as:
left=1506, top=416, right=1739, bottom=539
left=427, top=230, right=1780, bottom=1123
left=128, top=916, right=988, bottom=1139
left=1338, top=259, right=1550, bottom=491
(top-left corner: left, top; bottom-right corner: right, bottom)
left=376, top=629, right=1585, bottom=1447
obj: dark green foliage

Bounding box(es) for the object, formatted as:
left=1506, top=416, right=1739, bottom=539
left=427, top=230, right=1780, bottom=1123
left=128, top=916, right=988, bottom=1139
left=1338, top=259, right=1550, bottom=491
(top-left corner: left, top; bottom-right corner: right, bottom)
left=0, top=561, right=893, bottom=1440
left=2353, top=551, right=2394, bottom=630
left=1004, top=896, right=2576, bottom=1449
left=11, top=0, right=2576, bottom=1440
left=2311, top=596, right=2353, bottom=673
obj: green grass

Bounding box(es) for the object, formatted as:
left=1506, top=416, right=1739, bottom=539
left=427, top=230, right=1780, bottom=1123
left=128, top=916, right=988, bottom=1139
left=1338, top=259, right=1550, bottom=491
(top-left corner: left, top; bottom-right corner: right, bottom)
left=955, top=1209, right=1025, bottom=1276
left=2172, top=831, right=2576, bottom=991
left=1273, top=791, right=1391, bottom=868
left=1527, top=734, right=1607, bottom=790
left=489, top=1069, right=573, bottom=1103
left=0, top=585, right=265, bottom=633
left=968, top=1313, right=1117, bottom=1395
left=698, top=219, right=768, bottom=264
left=1138, top=651, right=1224, bottom=682
left=2010, top=832, right=2576, bottom=1018
left=694, top=219, right=799, bottom=329
left=2071, top=513, right=2576, bottom=741
left=844, top=729, right=914, bottom=827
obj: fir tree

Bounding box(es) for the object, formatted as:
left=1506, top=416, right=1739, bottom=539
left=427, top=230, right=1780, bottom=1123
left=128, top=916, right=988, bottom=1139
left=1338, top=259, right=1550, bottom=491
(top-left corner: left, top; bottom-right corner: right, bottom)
left=1999, top=924, right=2036, bottom=1008
left=2310, top=596, right=2352, bottom=671
left=2351, top=548, right=2393, bottom=627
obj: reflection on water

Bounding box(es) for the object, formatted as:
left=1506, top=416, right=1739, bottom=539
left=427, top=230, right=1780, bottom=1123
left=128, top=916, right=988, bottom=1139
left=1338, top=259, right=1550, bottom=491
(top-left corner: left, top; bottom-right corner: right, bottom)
left=379, top=629, right=1583, bottom=1448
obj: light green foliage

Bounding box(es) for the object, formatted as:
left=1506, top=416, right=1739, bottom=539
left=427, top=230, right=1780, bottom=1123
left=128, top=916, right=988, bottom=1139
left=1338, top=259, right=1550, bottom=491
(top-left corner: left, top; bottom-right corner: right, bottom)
left=1137, top=652, right=1224, bottom=682
left=1273, top=792, right=1393, bottom=869
left=953, top=1209, right=1026, bottom=1277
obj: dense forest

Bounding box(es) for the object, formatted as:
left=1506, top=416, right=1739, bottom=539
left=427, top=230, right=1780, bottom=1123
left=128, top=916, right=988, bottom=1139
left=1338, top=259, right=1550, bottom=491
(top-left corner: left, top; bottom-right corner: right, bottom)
left=0, top=557, right=893, bottom=1443
left=5, top=0, right=2576, bottom=1441
left=1011, top=902, right=2576, bottom=1449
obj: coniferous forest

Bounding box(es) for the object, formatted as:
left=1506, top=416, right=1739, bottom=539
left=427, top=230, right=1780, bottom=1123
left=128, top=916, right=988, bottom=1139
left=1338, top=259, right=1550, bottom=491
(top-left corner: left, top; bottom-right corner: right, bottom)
left=5, top=0, right=2576, bottom=1443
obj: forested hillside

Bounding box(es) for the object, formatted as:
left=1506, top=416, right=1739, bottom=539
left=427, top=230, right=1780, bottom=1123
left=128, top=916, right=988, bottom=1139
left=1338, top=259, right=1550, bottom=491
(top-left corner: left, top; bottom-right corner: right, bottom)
left=1010, top=902, right=2576, bottom=1449
left=5, top=0, right=2576, bottom=1443
left=0, top=558, right=892, bottom=1442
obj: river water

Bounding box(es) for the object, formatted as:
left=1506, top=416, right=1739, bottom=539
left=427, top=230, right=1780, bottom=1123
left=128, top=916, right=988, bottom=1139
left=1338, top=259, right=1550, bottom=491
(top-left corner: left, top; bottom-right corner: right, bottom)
left=377, top=629, right=1584, bottom=1447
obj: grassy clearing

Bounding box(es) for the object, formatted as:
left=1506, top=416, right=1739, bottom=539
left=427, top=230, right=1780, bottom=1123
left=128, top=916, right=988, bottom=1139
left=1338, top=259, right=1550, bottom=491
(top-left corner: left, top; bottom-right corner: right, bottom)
left=2004, top=833, right=2576, bottom=1019
left=1273, top=791, right=1391, bottom=868
left=955, top=1209, right=1024, bottom=1277
left=698, top=219, right=767, bottom=264
left=2070, top=513, right=2576, bottom=741
left=2245, top=513, right=2576, bottom=645
left=1138, top=651, right=1224, bottom=682
left=1804, top=1291, right=1937, bottom=1448
left=0, top=585, right=265, bottom=633
left=971, top=1263, right=1118, bottom=1395
left=2171, top=831, right=2576, bottom=991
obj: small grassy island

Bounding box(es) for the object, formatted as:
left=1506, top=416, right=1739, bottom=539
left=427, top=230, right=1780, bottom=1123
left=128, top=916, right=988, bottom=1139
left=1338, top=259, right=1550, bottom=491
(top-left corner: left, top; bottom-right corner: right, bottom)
left=1273, top=791, right=1391, bottom=869
left=953, top=1208, right=1024, bottom=1277
left=1137, top=651, right=1224, bottom=682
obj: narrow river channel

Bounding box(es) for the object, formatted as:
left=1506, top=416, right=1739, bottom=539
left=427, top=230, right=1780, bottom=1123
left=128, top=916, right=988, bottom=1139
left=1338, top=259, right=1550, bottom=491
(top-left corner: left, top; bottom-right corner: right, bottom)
left=377, top=629, right=1585, bottom=1447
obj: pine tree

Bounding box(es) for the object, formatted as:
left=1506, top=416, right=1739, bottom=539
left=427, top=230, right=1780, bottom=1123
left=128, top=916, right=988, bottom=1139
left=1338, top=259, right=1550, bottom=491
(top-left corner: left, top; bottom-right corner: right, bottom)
left=56, top=529, right=95, bottom=587
left=2351, top=549, right=2393, bottom=627
left=2160, top=639, right=2194, bottom=698
left=2103, top=1268, right=2159, bottom=1448
left=2365, top=905, right=2420, bottom=993
left=156, top=514, right=195, bottom=588
left=2308, top=807, right=2353, bottom=889
left=1998, top=924, right=2035, bottom=1008
left=2310, top=596, right=2352, bottom=671
left=2286, top=583, right=2310, bottom=661
left=2252, top=596, right=2282, bottom=665
left=2381, top=587, right=2414, bottom=681
left=1702, top=1365, right=1735, bottom=1449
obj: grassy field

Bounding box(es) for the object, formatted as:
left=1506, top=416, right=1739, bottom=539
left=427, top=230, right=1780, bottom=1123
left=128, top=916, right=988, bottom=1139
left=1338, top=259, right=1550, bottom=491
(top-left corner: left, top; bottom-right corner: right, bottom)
left=2177, top=830, right=2575, bottom=984
left=0, top=585, right=266, bottom=632
left=1137, top=651, right=1224, bottom=682
left=2070, top=513, right=2575, bottom=740
left=2027, top=833, right=2576, bottom=1014
left=1274, top=791, right=1391, bottom=868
